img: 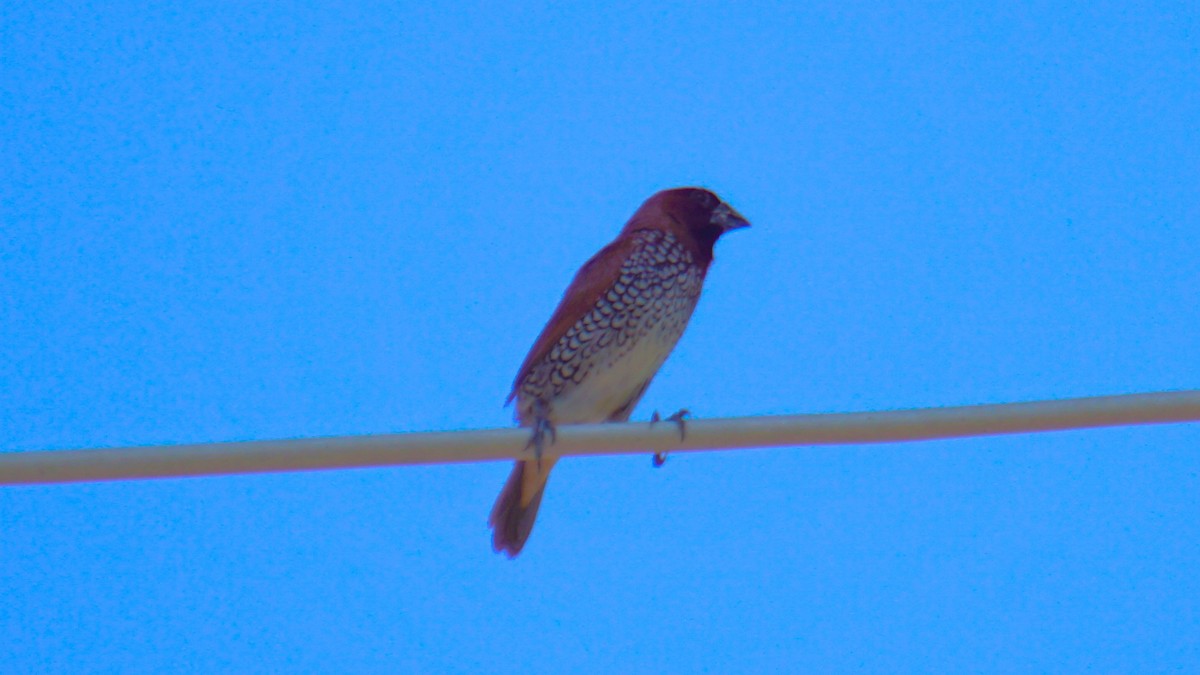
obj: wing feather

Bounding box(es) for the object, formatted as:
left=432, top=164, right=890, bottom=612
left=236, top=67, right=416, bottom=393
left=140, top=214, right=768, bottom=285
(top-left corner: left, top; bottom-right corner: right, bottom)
left=506, top=235, right=638, bottom=405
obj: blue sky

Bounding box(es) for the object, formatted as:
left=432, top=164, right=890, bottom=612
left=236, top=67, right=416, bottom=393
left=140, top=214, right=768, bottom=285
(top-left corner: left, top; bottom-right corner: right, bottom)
left=3, top=1, right=1198, bottom=672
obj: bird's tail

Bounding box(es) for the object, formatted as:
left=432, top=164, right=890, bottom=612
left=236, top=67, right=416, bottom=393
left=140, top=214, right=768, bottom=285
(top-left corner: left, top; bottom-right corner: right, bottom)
left=489, top=459, right=557, bottom=557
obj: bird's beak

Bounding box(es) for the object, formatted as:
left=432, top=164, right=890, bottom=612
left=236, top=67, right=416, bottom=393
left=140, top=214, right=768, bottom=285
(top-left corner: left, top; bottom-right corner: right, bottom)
left=712, top=202, right=750, bottom=232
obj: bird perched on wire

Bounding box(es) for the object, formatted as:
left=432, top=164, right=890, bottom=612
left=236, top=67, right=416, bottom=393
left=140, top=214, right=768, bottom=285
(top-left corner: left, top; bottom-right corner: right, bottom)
left=489, top=187, right=750, bottom=557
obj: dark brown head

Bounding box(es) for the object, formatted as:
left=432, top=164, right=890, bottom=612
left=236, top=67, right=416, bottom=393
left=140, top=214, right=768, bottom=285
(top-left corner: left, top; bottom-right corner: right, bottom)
left=621, top=187, right=750, bottom=267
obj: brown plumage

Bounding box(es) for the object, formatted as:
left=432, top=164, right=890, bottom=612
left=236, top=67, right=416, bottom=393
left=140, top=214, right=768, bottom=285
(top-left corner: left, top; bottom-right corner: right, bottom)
left=489, top=187, right=750, bottom=557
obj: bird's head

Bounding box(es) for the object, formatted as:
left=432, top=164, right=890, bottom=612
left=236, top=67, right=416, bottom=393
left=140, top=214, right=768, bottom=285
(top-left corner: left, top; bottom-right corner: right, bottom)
left=623, top=187, right=750, bottom=265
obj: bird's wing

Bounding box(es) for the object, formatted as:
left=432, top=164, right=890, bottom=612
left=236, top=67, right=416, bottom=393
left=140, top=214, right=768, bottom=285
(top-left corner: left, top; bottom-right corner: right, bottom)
left=507, top=234, right=640, bottom=404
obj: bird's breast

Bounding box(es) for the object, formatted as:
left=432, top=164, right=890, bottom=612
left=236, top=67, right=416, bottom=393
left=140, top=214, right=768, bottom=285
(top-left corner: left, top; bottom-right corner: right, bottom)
left=515, top=230, right=705, bottom=425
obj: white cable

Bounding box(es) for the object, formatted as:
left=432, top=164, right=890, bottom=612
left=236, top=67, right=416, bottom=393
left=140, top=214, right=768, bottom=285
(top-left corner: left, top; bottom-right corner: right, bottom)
left=1, top=391, right=1197, bottom=486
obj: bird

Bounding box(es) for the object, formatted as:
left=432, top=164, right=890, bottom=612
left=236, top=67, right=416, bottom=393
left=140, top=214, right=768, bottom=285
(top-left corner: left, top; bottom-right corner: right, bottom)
left=489, top=187, right=750, bottom=557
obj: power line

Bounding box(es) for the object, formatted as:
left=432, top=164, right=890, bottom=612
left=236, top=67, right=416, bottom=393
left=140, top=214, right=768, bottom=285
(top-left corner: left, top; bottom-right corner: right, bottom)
left=2, top=391, right=1197, bottom=486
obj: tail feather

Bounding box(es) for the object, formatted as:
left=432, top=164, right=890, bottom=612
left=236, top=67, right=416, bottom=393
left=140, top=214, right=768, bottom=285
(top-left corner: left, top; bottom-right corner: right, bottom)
left=489, top=393, right=641, bottom=557
left=489, top=460, right=555, bottom=557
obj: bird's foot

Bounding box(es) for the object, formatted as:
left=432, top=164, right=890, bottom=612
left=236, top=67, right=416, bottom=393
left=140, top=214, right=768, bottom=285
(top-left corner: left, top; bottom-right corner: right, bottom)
left=525, top=414, right=557, bottom=470
left=651, top=408, right=690, bottom=439
left=649, top=408, right=690, bottom=467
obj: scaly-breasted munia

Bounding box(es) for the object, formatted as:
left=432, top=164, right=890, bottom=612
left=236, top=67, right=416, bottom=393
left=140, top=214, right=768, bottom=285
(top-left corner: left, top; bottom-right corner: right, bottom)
left=489, top=187, right=750, bottom=557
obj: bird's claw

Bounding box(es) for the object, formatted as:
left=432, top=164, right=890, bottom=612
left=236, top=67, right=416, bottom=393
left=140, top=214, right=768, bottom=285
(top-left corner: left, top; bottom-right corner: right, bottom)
left=525, top=415, right=556, bottom=470
left=649, top=408, right=690, bottom=467
left=666, top=408, right=690, bottom=440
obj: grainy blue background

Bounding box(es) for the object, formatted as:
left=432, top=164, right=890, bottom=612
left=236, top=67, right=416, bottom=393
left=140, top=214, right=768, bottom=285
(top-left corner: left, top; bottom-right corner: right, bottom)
left=3, top=2, right=1198, bottom=672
